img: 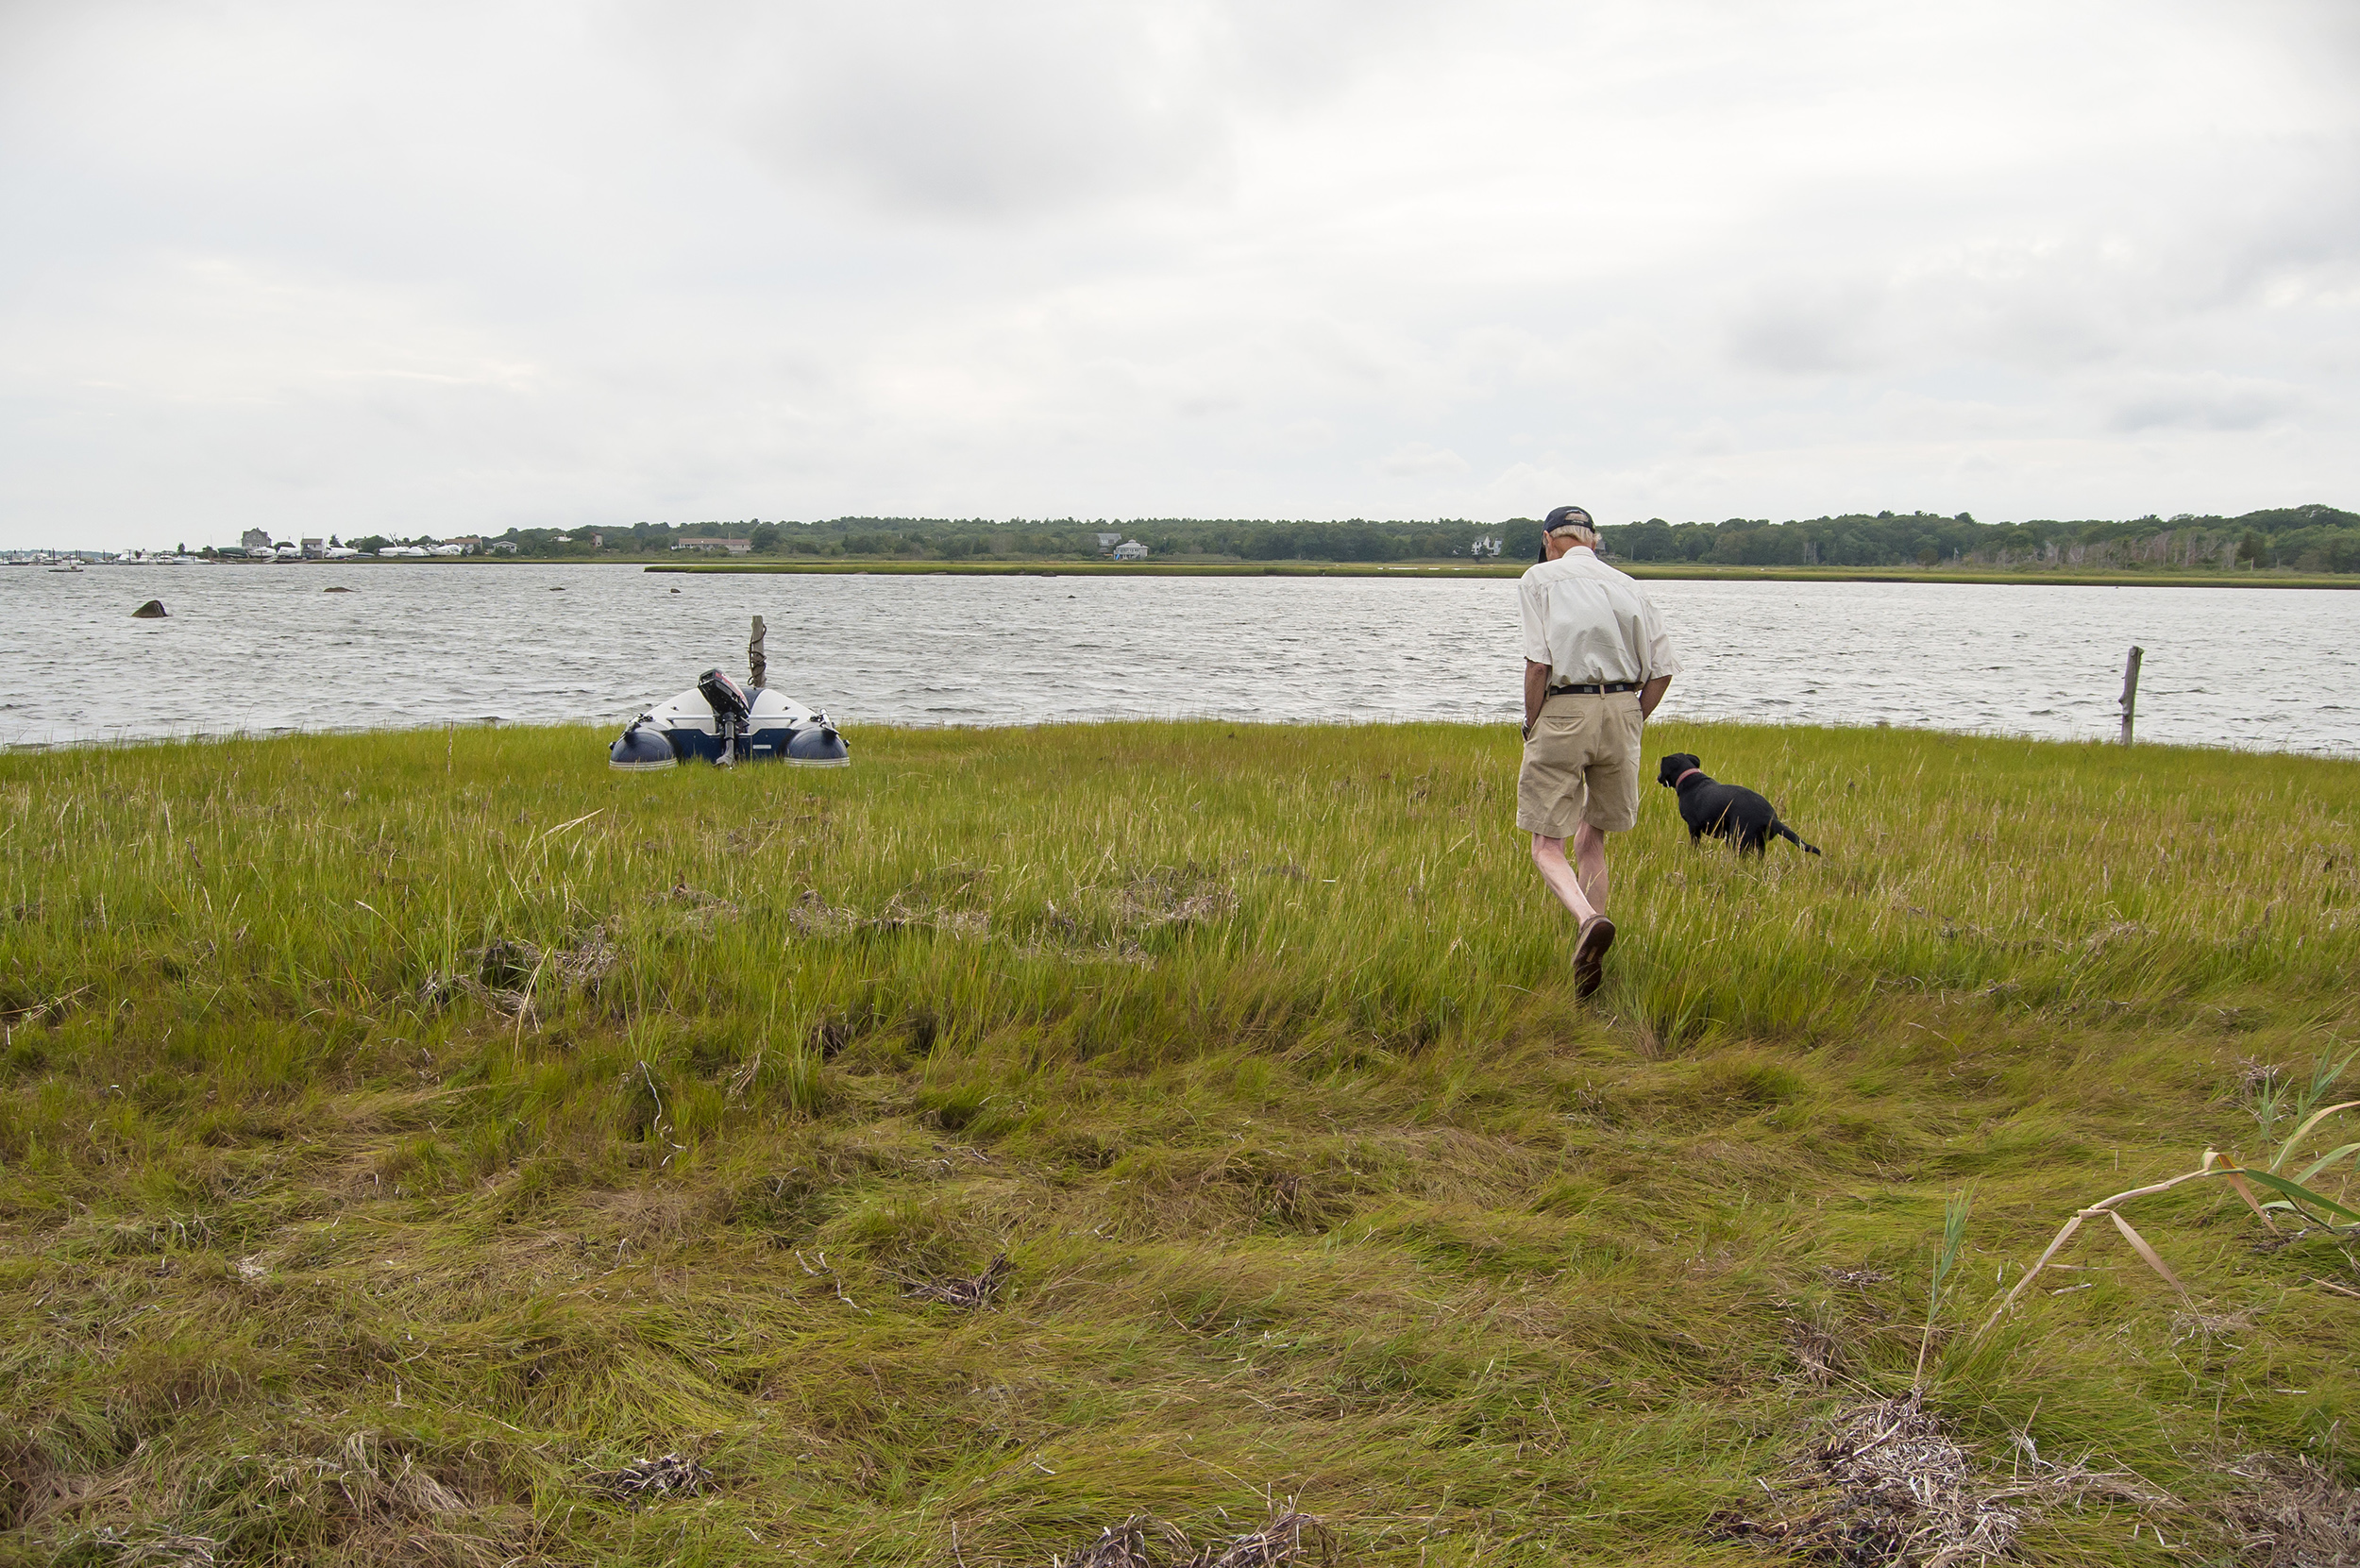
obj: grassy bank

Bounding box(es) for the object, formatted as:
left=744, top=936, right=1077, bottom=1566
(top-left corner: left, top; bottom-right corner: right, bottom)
left=647, top=559, right=2360, bottom=588
left=4, top=721, right=2357, bottom=1565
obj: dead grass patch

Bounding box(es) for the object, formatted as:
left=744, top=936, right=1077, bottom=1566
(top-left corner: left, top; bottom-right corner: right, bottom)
left=659, top=883, right=740, bottom=932
left=1113, top=865, right=1238, bottom=931
left=788, top=878, right=992, bottom=939
left=1780, top=1309, right=1850, bottom=1389
left=474, top=929, right=619, bottom=989
left=1716, top=1393, right=2173, bottom=1565
left=1713, top=1394, right=2020, bottom=1565
left=580, top=1453, right=710, bottom=1509
left=1054, top=1509, right=1331, bottom=1568
left=416, top=929, right=619, bottom=1017
left=59, top=1526, right=221, bottom=1565
left=582, top=1185, right=700, bottom=1248
left=2219, top=1455, right=2360, bottom=1567
left=898, top=1253, right=1010, bottom=1308
left=1027, top=864, right=1239, bottom=962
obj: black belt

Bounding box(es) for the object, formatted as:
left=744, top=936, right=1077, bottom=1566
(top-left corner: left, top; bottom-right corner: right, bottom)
left=1547, top=680, right=1642, bottom=695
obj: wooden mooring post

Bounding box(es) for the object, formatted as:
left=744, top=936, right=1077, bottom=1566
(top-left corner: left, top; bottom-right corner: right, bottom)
left=2119, top=645, right=2144, bottom=745
left=749, top=615, right=767, bottom=688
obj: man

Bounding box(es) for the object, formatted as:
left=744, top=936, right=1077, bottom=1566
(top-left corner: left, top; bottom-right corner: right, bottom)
left=1516, top=505, right=1680, bottom=998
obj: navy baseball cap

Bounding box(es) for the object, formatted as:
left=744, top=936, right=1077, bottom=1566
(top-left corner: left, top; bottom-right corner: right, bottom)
left=1537, top=505, right=1595, bottom=561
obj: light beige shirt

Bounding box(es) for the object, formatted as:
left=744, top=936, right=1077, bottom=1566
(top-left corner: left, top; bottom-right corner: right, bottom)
left=1518, top=547, right=1683, bottom=685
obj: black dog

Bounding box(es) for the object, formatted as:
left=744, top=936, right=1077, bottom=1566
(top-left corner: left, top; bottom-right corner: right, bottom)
left=1657, top=753, right=1820, bottom=855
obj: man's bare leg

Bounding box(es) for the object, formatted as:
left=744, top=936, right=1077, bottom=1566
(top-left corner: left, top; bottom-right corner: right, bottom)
left=1536, top=827, right=1616, bottom=998
left=1530, top=833, right=1599, bottom=922
left=1572, top=822, right=1610, bottom=914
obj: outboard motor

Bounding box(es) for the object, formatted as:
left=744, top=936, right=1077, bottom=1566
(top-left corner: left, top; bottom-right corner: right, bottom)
left=697, top=667, right=752, bottom=766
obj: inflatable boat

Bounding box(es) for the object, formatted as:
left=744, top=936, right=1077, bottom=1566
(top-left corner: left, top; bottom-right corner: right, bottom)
left=609, top=668, right=849, bottom=769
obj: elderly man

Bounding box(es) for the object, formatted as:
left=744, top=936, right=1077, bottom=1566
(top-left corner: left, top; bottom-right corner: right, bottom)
left=1517, top=505, right=1681, bottom=997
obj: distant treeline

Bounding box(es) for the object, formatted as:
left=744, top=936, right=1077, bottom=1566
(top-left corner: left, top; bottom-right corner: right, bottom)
left=700, top=516, right=1489, bottom=563
left=331, top=503, right=2360, bottom=572
left=384, top=516, right=1503, bottom=563
left=1582, top=504, right=2360, bottom=574
left=1103, top=519, right=1489, bottom=561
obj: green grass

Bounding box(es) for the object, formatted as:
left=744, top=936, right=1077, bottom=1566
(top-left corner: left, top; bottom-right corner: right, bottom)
left=3, top=720, right=2357, bottom=1565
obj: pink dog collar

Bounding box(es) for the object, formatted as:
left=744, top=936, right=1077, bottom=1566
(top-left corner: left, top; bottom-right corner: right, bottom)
left=1674, top=767, right=1705, bottom=786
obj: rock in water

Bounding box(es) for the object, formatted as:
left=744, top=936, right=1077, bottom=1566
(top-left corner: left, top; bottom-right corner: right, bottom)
left=324, top=585, right=353, bottom=593
left=131, top=599, right=167, bottom=618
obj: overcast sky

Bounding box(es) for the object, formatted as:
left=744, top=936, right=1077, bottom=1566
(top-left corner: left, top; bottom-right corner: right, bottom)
left=3, top=0, right=2356, bottom=548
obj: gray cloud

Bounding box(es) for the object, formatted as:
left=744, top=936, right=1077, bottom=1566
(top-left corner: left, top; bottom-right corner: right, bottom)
left=2, top=0, right=2358, bottom=548
left=2108, top=374, right=2308, bottom=432
left=1379, top=441, right=1470, bottom=479
left=687, top=6, right=1229, bottom=218
left=1727, top=280, right=1890, bottom=375
left=628, top=0, right=1437, bottom=221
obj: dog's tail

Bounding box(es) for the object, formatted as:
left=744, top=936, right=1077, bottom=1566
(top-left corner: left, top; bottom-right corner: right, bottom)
left=1775, top=822, right=1822, bottom=855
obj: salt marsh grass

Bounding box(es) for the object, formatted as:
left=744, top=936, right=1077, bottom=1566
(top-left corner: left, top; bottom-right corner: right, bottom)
left=2, top=719, right=2356, bottom=1565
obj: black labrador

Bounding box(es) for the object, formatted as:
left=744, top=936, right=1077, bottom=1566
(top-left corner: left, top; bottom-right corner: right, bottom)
left=1657, top=752, right=1820, bottom=855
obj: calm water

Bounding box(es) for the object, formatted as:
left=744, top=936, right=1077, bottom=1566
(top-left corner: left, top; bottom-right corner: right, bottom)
left=2, top=565, right=2353, bottom=754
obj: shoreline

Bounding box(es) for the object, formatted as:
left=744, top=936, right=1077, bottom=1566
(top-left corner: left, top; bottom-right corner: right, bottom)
left=9, top=716, right=2357, bottom=764
left=642, top=559, right=2360, bottom=588
left=25, top=557, right=2351, bottom=587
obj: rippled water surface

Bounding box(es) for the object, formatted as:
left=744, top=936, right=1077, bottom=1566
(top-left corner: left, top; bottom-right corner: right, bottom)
left=3, top=565, right=2353, bottom=754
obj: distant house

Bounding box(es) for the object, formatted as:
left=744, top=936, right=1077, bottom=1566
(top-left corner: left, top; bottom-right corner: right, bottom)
left=447, top=536, right=482, bottom=554
left=671, top=537, right=752, bottom=554
left=1095, top=531, right=1123, bottom=553
left=300, top=537, right=325, bottom=559
left=1113, top=539, right=1149, bottom=561
left=241, top=527, right=272, bottom=554
left=490, top=540, right=518, bottom=554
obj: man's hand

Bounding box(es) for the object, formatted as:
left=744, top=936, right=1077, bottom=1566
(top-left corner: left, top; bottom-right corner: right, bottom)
left=1639, top=675, right=1671, bottom=718
left=1523, top=659, right=1552, bottom=738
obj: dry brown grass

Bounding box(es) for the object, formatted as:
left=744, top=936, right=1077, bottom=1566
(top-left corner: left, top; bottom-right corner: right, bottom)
left=2219, top=1456, right=2360, bottom=1567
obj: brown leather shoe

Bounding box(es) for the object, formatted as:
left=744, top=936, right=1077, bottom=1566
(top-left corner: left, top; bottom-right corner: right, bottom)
left=1574, top=915, right=1616, bottom=999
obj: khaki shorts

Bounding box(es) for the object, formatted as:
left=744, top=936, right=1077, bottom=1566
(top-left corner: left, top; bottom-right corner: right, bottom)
left=1516, top=690, right=1644, bottom=837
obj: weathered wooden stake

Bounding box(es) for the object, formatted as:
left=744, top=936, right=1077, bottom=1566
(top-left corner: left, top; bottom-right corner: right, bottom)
left=2119, top=645, right=2144, bottom=746
left=749, top=615, right=767, bottom=688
